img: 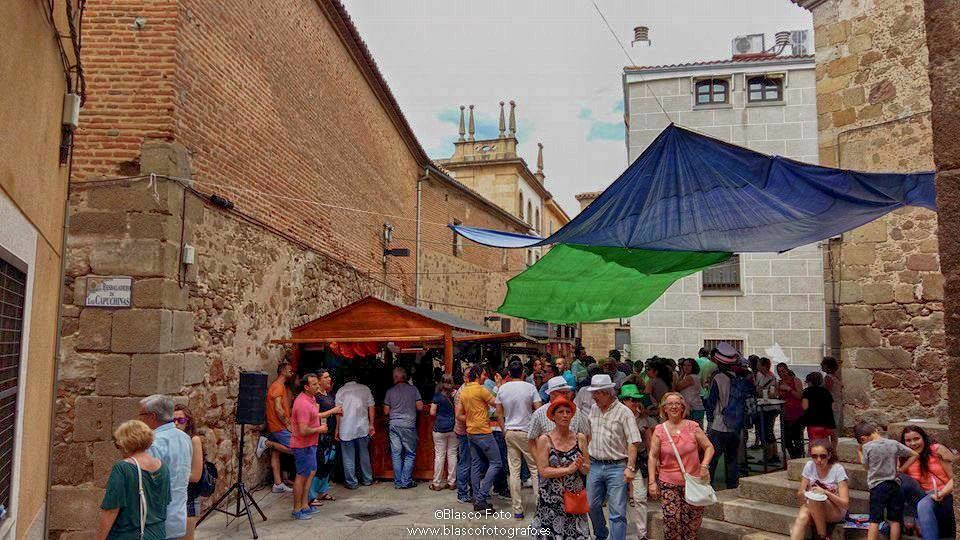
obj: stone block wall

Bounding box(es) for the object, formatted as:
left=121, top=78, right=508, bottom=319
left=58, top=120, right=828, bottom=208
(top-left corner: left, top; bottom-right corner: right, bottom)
left=580, top=321, right=629, bottom=360
left=626, top=66, right=819, bottom=163
left=807, top=0, right=946, bottom=430
left=630, top=246, right=827, bottom=363
left=52, top=169, right=397, bottom=537
left=53, top=2, right=537, bottom=535
left=626, top=65, right=827, bottom=366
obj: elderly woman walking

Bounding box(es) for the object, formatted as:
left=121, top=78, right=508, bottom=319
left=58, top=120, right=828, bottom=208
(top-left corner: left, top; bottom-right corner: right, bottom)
left=648, top=392, right=715, bottom=540
left=96, top=420, right=171, bottom=540
left=530, top=397, right=591, bottom=539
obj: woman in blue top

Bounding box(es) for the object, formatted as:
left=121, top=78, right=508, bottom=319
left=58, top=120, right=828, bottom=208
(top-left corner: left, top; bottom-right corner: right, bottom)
left=429, top=374, right=458, bottom=490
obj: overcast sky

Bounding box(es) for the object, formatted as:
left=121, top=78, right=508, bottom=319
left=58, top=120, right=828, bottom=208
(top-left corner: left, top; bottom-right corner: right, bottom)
left=342, top=0, right=812, bottom=216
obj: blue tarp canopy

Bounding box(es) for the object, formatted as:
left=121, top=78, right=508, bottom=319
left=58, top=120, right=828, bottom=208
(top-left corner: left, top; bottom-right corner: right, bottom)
left=453, top=124, right=936, bottom=253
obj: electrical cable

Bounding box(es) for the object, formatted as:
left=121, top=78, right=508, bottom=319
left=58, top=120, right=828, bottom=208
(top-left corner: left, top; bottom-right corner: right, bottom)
left=74, top=175, right=511, bottom=313
left=72, top=173, right=544, bottom=255
left=587, top=0, right=672, bottom=122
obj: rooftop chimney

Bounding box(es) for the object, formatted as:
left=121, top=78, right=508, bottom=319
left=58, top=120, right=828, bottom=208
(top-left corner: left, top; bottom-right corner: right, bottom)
left=632, top=26, right=651, bottom=47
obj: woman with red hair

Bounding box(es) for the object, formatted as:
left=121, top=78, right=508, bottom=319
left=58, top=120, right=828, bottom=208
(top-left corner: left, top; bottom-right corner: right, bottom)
left=530, top=398, right=590, bottom=539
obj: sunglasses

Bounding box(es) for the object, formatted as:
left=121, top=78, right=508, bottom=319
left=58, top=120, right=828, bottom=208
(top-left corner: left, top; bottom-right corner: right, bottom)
left=811, top=453, right=829, bottom=460
left=174, top=417, right=189, bottom=425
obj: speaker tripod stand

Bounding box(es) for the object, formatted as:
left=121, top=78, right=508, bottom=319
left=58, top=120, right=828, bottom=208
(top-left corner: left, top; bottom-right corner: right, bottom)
left=197, top=423, right=267, bottom=538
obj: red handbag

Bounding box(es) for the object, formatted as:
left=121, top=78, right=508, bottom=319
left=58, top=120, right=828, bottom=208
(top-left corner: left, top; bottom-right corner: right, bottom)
left=563, top=488, right=589, bottom=515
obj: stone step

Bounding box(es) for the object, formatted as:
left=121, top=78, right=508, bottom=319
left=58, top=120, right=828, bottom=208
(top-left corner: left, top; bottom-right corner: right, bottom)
left=705, top=487, right=741, bottom=521
left=717, top=497, right=919, bottom=539
left=836, top=437, right=859, bottom=463
left=738, top=470, right=870, bottom=514
left=787, top=458, right=867, bottom=491
left=648, top=510, right=789, bottom=540
left=721, top=497, right=801, bottom=535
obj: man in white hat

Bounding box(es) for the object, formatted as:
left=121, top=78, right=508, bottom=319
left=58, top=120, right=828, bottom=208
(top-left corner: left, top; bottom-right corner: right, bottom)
left=585, top=374, right=642, bottom=540
left=527, top=376, right=592, bottom=456
left=704, top=342, right=754, bottom=489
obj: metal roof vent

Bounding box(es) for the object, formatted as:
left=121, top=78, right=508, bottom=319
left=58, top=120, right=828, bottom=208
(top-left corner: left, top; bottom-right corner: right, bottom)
left=632, top=26, right=651, bottom=46
left=774, top=31, right=792, bottom=52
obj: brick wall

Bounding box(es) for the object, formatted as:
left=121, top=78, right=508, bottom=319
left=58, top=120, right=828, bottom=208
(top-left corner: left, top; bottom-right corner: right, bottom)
left=808, top=0, right=946, bottom=429
left=52, top=0, right=529, bottom=535
left=72, top=0, right=178, bottom=180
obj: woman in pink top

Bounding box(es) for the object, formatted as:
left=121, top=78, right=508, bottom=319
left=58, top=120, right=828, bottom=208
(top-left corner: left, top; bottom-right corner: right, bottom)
left=647, top=392, right=715, bottom=540
left=899, top=425, right=955, bottom=539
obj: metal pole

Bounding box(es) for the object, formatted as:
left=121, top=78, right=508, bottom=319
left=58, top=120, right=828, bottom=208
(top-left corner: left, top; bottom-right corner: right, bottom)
left=415, top=168, right=428, bottom=307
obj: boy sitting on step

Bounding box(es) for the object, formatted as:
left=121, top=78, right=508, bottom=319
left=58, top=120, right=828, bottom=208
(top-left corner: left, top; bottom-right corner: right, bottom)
left=854, top=422, right=919, bottom=540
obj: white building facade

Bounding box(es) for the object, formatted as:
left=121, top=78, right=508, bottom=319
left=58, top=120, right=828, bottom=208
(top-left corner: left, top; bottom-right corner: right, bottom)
left=624, top=53, right=828, bottom=365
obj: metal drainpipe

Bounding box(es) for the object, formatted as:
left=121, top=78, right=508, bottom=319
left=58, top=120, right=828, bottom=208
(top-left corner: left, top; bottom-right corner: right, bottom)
left=415, top=167, right=429, bottom=307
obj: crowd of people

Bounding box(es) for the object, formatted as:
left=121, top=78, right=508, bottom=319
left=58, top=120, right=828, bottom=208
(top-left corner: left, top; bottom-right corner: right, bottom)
left=92, top=344, right=954, bottom=540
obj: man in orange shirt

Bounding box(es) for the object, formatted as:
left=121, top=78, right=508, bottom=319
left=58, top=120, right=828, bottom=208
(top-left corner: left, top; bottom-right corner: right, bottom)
left=456, top=364, right=501, bottom=512
left=257, top=362, right=295, bottom=493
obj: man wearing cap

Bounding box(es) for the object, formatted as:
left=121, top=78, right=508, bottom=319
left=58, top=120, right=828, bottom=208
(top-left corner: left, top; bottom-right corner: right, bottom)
left=527, top=376, right=592, bottom=456
left=704, top=342, right=751, bottom=489
left=619, top=384, right=655, bottom=540
left=585, top=374, right=642, bottom=540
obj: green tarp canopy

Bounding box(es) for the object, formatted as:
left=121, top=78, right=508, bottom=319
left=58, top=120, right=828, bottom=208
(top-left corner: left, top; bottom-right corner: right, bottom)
left=498, top=244, right=731, bottom=323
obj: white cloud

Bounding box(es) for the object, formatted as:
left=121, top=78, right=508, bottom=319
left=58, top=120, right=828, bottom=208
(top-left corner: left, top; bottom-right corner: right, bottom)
left=341, top=0, right=811, bottom=216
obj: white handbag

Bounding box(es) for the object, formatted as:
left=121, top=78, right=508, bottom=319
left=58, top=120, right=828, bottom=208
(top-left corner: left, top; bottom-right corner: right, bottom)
left=128, top=457, right=147, bottom=539
left=661, top=423, right=718, bottom=507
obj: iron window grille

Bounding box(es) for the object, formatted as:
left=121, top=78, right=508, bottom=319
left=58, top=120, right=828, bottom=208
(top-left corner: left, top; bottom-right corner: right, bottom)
left=702, top=254, right=741, bottom=291
left=0, top=257, right=26, bottom=520
left=747, top=76, right=784, bottom=102
left=703, top=339, right=744, bottom=356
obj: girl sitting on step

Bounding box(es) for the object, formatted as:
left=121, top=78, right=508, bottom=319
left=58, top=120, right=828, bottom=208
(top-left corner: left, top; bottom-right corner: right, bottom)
left=789, top=440, right=850, bottom=540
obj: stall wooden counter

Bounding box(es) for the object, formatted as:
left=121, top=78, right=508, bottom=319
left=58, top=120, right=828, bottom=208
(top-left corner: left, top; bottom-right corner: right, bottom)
left=273, top=296, right=534, bottom=481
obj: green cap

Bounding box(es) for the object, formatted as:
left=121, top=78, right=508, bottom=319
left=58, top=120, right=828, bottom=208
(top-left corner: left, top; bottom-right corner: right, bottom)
left=618, top=384, right=646, bottom=400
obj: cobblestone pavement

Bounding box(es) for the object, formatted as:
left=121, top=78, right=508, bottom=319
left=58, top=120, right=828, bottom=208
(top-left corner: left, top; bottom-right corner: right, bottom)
left=195, top=482, right=551, bottom=540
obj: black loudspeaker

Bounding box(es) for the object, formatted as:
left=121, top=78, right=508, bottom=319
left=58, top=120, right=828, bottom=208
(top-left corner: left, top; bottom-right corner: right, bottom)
left=236, top=371, right=268, bottom=425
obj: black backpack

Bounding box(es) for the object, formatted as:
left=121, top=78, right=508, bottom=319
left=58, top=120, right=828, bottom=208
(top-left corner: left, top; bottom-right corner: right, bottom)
left=196, top=459, right=218, bottom=497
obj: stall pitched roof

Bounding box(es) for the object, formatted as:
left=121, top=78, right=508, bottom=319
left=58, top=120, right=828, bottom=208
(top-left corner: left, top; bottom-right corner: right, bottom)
left=289, top=296, right=491, bottom=340
left=382, top=299, right=492, bottom=333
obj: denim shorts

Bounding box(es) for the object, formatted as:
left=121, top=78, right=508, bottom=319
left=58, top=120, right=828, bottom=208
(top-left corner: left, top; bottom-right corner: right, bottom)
left=268, top=429, right=292, bottom=448
left=292, top=446, right=318, bottom=476
left=869, top=479, right=904, bottom=523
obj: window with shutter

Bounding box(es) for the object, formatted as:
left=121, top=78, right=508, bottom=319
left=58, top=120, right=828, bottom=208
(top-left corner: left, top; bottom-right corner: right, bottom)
left=0, top=257, right=26, bottom=519
left=703, top=339, right=744, bottom=356
left=702, top=254, right=741, bottom=291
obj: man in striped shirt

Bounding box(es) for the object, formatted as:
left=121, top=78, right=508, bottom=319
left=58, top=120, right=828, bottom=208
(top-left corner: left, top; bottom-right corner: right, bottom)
left=585, top=374, right=641, bottom=540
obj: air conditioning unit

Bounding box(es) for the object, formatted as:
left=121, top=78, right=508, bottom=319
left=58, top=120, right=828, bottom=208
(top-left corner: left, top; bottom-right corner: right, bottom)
left=732, top=34, right=765, bottom=56
left=790, top=30, right=811, bottom=55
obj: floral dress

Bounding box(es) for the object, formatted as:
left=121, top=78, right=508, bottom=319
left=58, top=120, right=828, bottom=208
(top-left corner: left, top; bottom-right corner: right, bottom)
left=530, top=435, right=589, bottom=539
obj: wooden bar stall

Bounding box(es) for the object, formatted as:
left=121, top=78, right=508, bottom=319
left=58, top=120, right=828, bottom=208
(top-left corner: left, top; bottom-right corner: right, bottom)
left=273, top=296, right=536, bottom=481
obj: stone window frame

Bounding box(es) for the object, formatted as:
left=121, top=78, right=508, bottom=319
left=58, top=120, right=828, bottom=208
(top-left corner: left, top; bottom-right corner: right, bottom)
left=703, top=337, right=746, bottom=357
left=452, top=218, right=464, bottom=257
left=692, top=76, right=732, bottom=109
left=0, top=196, right=36, bottom=540
left=0, top=255, right=26, bottom=531
left=701, top=254, right=743, bottom=296
left=745, top=72, right=788, bottom=107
